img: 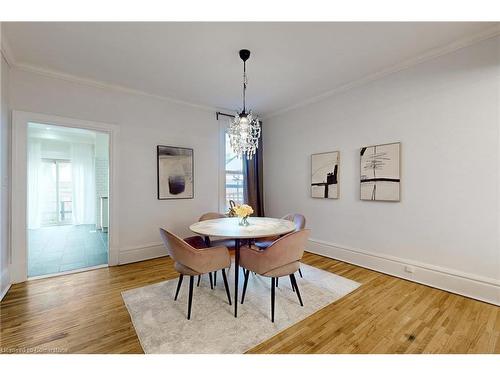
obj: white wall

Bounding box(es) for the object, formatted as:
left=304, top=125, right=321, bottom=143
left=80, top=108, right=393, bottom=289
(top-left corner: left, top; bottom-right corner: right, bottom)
left=95, top=132, right=109, bottom=229
left=9, top=68, right=221, bottom=265
left=264, top=36, right=500, bottom=304
left=1, top=26, right=12, bottom=299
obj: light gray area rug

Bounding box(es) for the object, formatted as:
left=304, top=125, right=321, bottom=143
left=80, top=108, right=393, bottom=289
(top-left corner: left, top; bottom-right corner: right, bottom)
left=122, top=262, right=360, bottom=353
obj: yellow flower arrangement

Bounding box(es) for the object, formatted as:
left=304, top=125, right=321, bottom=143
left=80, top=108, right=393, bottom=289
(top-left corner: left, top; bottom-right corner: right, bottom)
left=234, top=204, right=254, bottom=218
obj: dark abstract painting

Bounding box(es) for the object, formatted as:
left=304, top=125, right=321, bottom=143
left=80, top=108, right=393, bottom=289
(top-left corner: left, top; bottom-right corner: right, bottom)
left=311, top=151, right=339, bottom=199
left=360, top=142, right=400, bottom=201
left=157, top=145, right=193, bottom=199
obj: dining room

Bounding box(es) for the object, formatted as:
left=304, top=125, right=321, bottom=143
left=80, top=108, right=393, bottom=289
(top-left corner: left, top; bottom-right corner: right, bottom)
left=1, top=5, right=500, bottom=369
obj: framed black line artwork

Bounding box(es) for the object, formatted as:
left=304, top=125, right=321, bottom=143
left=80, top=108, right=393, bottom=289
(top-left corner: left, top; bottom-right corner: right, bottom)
left=311, top=151, right=340, bottom=199
left=157, top=145, right=194, bottom=200
left=360, top=142, right=401, bottom=202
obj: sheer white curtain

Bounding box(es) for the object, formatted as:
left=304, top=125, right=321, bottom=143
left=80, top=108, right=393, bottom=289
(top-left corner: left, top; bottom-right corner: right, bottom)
left=28, top=139, right=43, bottom=229
left=71, top=143, right=96, bottom=225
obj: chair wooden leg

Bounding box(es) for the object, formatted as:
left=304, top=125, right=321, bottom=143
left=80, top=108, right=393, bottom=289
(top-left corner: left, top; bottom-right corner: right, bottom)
left=291, top=277, right=295, bottom=292
left=214, top=271, right=217, bottom=286
left=221, top=269, right=232, bottom=305
left=290, top=273, right=303, bottom=306
left=209, top=272, right=213, bottom=290
left=197, top=275, right=201, bottom=287
left=271, top=277, right=276, bottom=322
left=174, top=274, right=183, bottom=300
left=241, top=269, right=250, bottom=304
left=298, top=268, right=303, bottom=278
left=276, top=277, right=279, bottom=287
left=187, top=276, right=194, bottom=320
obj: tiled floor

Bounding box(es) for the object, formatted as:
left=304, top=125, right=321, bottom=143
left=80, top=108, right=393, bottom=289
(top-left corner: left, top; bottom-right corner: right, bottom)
left=28, top=224, right=108, bottom=277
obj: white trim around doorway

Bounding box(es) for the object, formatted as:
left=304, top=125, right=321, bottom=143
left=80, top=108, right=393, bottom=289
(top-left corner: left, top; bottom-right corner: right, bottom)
left=11, top=110, right=120, bottom=283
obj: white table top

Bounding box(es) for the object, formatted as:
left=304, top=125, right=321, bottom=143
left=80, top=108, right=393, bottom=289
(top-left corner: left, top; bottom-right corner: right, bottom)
left=189, top=217, right=296, bottom=239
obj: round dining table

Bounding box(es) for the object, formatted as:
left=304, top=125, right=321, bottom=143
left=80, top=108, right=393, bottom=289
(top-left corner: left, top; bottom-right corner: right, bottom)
left=189, top=217, right=296, bottom=317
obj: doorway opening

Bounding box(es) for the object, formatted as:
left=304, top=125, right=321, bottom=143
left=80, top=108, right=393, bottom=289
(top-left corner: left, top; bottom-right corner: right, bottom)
left=27, top=122, right=109, bottom=278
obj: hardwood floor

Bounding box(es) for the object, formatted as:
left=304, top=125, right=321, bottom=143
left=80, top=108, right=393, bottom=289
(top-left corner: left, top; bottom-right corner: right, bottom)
left=1, top=252, right=499, bottom=354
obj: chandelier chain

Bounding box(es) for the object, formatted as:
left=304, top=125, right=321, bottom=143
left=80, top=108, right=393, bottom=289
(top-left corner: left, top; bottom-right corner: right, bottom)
left=243, top=60, right=247, bottom=112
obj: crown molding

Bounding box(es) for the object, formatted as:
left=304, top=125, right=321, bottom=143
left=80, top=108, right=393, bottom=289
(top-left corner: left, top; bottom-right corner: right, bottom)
left=13, top=61, right=219, bottom=113
left=264, top=24, right=500, bottom=120
left=3, top=29, right=230, bottom=116
left=4, top=24, right=500, bottom=118
left=3, top=28, right=219, bottom=113
left=1, top=33, right=16, bottom=67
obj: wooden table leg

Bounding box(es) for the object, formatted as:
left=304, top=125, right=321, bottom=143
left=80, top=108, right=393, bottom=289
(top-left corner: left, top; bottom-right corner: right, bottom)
left=234, top=238, right=240, bottom=317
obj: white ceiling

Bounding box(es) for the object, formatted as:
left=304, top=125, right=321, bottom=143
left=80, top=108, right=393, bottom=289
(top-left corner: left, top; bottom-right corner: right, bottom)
left=28, top=122, right=97, bottom=144
left=4, top=22, right=498, bottom=115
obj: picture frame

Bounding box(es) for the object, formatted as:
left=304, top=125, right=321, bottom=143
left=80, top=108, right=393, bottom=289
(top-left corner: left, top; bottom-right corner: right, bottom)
left=360, top=142, right=401, bottom=202
left=157, top=145, right=194, bottom=200
left=311, top=151, right=340, bottom=199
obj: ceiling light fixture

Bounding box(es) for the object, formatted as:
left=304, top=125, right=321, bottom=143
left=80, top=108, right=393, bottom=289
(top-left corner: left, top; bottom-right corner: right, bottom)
left=228, top=49, right=261, bottom=160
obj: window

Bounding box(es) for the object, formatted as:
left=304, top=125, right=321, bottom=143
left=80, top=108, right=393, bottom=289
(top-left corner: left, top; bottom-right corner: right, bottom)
left=40, top=159, right=73, bottom=226
left=224, top=131, right=245, bottom=210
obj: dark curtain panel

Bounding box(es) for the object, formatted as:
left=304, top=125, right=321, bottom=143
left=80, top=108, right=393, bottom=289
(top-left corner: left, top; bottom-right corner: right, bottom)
left=243, top=123, right=265, bottom=217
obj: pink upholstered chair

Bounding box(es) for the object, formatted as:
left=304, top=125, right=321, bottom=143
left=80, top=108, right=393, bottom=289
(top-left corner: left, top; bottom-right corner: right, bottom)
left=199, top=212, right=236, bottom=250
left=239, top=229, right=310, bottom=322
left=184, top=212, right=236, bottom=250
left=255, top=213, right=306, bottom=279
left=255, top=213, right=306, bottom=249
left=183, top=212, right=227, bottom=249
left=159, top=228, right=232, bottom=320
left=183, top=212, right=236, bottom=288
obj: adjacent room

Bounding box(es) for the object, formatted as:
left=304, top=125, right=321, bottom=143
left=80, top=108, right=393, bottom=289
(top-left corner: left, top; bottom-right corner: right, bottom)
left=27, top=123, right=109, bottom=277
left=0, top=19, right=499, bottom=358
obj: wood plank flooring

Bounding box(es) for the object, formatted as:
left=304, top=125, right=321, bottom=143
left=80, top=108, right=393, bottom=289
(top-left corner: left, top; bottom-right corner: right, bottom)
left=1, top=252, right=499, bottom=354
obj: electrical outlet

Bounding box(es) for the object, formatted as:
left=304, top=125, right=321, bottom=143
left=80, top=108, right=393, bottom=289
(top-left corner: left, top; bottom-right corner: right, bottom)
left=404, top=265, right=415, bottom=274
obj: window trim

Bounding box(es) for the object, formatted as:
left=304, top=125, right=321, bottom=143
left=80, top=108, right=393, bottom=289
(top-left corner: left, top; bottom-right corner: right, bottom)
left=218, top=119, right=227, bottom=213
left=218, top=118, right=245, bottom=213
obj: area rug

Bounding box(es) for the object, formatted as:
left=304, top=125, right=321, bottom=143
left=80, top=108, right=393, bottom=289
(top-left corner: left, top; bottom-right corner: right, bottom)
left=122, top=262, right=360, bottom=353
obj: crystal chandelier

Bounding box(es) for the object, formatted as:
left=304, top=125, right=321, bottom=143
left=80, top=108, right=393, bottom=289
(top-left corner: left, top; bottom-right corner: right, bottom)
left=228, top=49, right=261, bottom=160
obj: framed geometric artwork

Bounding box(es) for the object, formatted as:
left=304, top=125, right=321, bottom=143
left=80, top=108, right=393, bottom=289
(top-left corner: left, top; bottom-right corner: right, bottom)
left=360, top=142, right=400, bottom=202
left=157, top=145, right=194, bottom=200
left=311, top=151, right=339, bottom=199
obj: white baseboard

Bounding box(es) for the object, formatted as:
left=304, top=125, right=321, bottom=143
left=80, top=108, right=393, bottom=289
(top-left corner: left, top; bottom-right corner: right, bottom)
left=307, top=238, right=500, bottom=306
left=27, top=264, right=108, bottom=281
left=1, top=283, right=12, bottom=302
left=118, top=242, right=167, bottom=265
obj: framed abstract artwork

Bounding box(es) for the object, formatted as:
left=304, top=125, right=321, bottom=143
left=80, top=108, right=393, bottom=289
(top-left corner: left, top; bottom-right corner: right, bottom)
left=360, top=142, right=400, bottom=201
left=311, top=151, right=339, bottom=199
left=157, top=145, right=194, bottom=200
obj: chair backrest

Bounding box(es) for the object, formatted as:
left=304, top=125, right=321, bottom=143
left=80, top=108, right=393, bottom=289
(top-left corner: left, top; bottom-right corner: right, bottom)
left=159, top=228, right=198, bottom=267
left=264, top=229, right=310, bottom=271
left=281, top=213, right=306, bottom=231
left=199, top=212, right=226, bottom=221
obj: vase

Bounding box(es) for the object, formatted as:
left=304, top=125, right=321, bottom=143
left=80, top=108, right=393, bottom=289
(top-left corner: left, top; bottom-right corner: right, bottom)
left=238, top=216, right=250, bottom=226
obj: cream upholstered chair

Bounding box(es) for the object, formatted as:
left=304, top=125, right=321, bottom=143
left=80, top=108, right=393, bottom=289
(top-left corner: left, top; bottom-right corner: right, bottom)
left=159, top=228, right=232, bottom=320
left=239, top=229, right=310, bottom=322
